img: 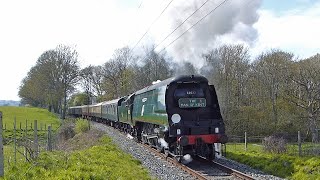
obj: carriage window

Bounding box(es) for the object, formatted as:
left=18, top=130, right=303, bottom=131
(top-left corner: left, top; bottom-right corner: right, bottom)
left=156, top=86, right=166, bottom=113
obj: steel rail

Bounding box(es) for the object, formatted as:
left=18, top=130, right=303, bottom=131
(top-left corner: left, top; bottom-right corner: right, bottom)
left=141, top=143, right=207, bottom=180
left=212, top=160, right=255, bottom=180
left=194, top=155, right=256, bottom=180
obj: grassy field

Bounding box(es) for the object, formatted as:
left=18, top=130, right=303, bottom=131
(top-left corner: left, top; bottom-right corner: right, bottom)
left=3, top=118, right=151, bottom=180
left=0, top=106, right=61, bottom=142
left=5, top=135, right=151, bottom=179
left=0, top=106, right=60, bottom=130
left=226, top=143, right=320, bottom=179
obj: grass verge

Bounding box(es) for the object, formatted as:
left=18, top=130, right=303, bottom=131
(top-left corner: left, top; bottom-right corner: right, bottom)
left=5, top=131, right=151, bottom=179
left=226, top=143, right=320, bottom=179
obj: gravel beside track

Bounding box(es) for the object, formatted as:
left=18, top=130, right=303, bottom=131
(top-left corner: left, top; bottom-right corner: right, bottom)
left=214, top=157, right=284, bottom=180
left=92, top=121, right=284, bottom=180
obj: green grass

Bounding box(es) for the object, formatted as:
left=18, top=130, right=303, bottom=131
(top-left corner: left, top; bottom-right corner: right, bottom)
left=0, top=106, right=61, bottom=143
left=75, top=119, right=90, bottom=134
left=226, top=143, right=320, bottom=179
left=0, top=108, right=151, bottom=179
left=0, top=106, right=60, bottom=130
left=5, top=136, right=151, bottom=180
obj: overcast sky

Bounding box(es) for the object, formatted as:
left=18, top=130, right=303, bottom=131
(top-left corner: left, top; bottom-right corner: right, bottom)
left=1, top=0, right=320, bottom=101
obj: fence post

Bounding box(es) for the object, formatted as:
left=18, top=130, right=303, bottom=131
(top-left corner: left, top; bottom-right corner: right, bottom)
left=14, top=117, right=17, bottom=164
left=47, top=126, right=52, bottom=151
left=0, top=112, right=4, bottom=176
left=20, top=122, right=22, bottom=130
left=244, top=132, right=247, bottom=151
left=298, top=131, right=302, bottom=156
left=34, top=120, right=38, bottom=158
left=25, top=119, right=28, bottom=161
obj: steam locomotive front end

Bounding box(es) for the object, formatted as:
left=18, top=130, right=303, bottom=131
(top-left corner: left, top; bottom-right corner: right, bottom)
left=165, top=75, right=227, bottom=160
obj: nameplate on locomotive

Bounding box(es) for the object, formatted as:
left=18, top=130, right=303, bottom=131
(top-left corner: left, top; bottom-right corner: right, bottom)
left=178, top=98, right=206, bottom=108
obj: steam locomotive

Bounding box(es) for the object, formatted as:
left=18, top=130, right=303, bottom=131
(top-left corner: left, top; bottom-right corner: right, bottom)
left=68, top=75, right=227, bottom=161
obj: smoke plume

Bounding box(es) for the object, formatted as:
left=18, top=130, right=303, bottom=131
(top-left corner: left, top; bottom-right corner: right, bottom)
left=165, top=0, right=262, bottom=64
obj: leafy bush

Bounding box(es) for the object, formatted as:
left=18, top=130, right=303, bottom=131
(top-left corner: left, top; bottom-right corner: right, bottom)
left=75, top=119, right=89, bottom=134
left=58, top=120, right=75, bottom=141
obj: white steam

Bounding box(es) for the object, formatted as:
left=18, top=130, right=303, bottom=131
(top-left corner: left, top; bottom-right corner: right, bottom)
left=162, top=0, right=262, bottom=63
left=126, top=133, right=134, bottom=140
left=182, top=154, right=193, bottom=164
left=158, top=138, right=169, bottom=148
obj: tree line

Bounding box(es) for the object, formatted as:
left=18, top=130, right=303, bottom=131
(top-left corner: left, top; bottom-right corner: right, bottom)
left=19, top=44, right=320, bottom=142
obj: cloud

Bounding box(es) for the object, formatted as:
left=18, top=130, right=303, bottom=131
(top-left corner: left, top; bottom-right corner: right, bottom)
left=148, top=0, right=262, bottom=64
left=251, top=2, right=320, bottom=59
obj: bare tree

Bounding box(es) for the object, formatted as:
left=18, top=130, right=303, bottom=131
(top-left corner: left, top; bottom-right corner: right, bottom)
left=202, top=45, right=250, bottom=134
left=253, top=50, right=294, bottom=128
left=287, top=54, right=320, bottom=142
left=102, top=46, right=135, bottom=99
left=56, top=45, right=80, bottom=119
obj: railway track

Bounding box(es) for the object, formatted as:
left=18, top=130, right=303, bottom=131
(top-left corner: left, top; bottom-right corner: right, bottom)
left=92, top=121, right=260, bottom=180
left=142, top=143, right=255, bottom=180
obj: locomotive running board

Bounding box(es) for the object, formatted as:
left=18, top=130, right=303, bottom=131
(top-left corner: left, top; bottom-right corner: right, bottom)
left=142, top=134, right=158, bottom=139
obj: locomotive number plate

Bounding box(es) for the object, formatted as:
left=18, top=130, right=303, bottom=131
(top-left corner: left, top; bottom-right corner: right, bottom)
left=178, top=98, right=206, bottom=108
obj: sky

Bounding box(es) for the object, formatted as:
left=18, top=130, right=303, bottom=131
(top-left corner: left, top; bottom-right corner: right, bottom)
left=0, top=0, right=319, bottom=101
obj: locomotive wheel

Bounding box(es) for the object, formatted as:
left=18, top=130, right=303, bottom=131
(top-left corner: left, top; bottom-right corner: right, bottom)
left=206, top=144, right=215, bottom=161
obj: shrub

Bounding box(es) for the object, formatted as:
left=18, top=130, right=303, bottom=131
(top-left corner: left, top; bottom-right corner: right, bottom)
left=58, top=121, right=75, bottom=141
left=75, top=119, right=89, bottom=134
left=263, top=135, right=287, bottom=154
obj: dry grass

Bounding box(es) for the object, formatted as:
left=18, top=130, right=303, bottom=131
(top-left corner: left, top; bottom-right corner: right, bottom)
left=57, top=129, right=104, bottom=151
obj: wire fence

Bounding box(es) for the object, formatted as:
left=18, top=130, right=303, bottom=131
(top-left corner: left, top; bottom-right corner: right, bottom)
left=2, top=118, right=59, bottom=165
left=226, top=132, right=320, bottom=156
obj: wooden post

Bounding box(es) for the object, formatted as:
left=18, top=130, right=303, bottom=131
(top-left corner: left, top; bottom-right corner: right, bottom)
left=14, top=117, right=17, bottom=164
left=20, top=122, right=22, bottom=130
left=34, top=120, right=38, bottom=158
left=298, top=131, right=302, bottom=156
left=244, top=132, right=247, bottom=151
left=0, top=112, right=4, bottom=176
left=47, top=126, right=52, bottom=151
left=25, top=120, right=28, bottom=133
left=25, top=119, right=28, bottom=161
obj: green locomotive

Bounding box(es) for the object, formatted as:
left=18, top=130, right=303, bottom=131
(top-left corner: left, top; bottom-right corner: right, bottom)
left=69, top=75, right=227, bottom=161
